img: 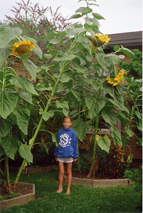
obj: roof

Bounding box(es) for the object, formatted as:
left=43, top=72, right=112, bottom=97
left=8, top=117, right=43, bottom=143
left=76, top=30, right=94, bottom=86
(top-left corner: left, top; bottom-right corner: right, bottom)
left=105, top=31, right=142, bottom=52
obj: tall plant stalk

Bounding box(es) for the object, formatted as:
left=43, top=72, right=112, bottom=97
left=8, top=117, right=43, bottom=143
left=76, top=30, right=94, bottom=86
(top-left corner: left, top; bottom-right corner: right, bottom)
left=77, top=105, right=81, bottom=171
left=87, top=114, right=99, bottom=177
left=77, top=139, right=80, bottom=171
left=5, top=155, right=11, bottom=190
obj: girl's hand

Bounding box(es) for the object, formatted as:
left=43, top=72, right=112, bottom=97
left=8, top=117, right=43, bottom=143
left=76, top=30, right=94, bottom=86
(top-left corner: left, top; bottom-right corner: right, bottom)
left=55, top=158, right=58, bottom=162
left=73, top=159, right=77, bottom=162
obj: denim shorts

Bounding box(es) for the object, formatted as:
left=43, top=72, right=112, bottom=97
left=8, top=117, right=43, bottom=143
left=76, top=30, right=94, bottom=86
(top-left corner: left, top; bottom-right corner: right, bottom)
left=58, top=157, right=73, bottom=163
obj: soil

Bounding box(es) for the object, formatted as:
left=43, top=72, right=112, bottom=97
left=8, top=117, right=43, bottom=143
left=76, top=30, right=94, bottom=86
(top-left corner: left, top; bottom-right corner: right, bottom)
left=0, top=182, right=33, bottom=200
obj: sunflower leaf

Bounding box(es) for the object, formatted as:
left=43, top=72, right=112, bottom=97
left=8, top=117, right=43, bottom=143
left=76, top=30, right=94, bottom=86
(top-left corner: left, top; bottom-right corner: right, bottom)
left=96, top=136, right=111, bottom=153
left=0, top=136, right=20, bottom=160
left=0, top=91, right=18, bottom=119
left=22, top=59, right=38, bottom=81
left=19, top=144, right=33, bottom=163
left=0, top=25, right=22, bottom=48
left=10, top=75, right=38, bottom=95
left=13, top=107, right=31, bottom=135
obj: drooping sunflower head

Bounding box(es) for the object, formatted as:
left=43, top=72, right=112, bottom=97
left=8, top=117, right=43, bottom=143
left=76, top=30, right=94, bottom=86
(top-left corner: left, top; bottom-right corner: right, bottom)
left=10, top=40, right=35, bottom=56
left=96, top=34, right=111, bottom=44
left=106, top=69, right=126, bottom=87
left=90, top=34, right=111, bottom=50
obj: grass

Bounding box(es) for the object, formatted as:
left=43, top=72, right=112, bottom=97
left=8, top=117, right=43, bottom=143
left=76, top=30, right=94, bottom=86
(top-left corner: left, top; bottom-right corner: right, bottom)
left=1, top=173, right=141, bottom=213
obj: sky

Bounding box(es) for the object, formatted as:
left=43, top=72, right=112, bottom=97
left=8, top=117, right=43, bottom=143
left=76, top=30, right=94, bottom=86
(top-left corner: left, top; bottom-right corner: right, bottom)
left=0, top=0, right=142, bottom=34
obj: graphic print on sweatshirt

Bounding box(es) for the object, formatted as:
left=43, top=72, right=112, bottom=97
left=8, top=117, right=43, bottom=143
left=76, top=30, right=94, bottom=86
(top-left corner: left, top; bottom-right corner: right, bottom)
left=59, top=133, right=72, bottom=148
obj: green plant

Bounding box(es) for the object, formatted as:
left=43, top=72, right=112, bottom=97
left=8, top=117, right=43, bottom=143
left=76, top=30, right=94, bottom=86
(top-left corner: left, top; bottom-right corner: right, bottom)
left=124, top=168, right=142, bottom=185
left=55, top=1, right=134, bottom=177
left=119, top=49, right=142, bottom=151
left=119, top=49, right=142, bottom=79
left=0, top=25, right=42, bottom=190
left=8, top=191, right=21, bottom=198
left=4, top=1, right=72, bottom=167
left=0, top=195, right=6, bottom=201
left=0, top=0, right=136, bottom=188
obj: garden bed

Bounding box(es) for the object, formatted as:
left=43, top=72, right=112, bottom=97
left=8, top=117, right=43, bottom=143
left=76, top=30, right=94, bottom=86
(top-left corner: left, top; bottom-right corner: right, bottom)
left=64, top=175, right=132, bottom=187
left=0, top=182, right=35, bottom=209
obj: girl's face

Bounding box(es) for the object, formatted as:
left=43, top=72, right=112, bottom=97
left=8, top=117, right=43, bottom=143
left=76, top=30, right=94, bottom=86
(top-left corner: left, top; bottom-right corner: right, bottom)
left=63, top=118, right=72, bottom=129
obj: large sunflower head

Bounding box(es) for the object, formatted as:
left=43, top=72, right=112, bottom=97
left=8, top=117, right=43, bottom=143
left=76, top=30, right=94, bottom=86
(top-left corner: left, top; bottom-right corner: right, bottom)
left=10, top=40, right=35, bottom=56
left=106, top=69, right=126, bottom=87
left=96, top=34, right=111, bottom=44
left=90, top=34, right=111, bottom=50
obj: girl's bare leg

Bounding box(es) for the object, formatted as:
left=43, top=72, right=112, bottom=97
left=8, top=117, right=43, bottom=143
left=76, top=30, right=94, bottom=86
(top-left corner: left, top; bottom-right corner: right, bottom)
left=56, top=162, right=64, bottom=193
left=66, top=162, right=72, bottom=194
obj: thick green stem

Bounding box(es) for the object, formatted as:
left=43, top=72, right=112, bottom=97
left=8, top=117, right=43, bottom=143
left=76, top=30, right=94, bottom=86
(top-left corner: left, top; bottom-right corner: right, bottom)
left=14, top=65, right=65, bottom=185
left=5, top=155, right=11, bottom=190
left=77, top=105, right=81, bottom=171
left=77, top=139, right=80, bottom=171
left=88, top=114, right=99, bottom=176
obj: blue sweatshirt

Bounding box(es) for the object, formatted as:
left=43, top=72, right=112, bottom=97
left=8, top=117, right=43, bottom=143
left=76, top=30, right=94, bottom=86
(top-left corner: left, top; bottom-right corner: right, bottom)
left=54, top=127, right=78, bottom=159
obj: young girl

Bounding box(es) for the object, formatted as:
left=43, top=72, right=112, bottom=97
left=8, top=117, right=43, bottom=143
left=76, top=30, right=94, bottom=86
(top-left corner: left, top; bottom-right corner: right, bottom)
left=54, top=116, right=78, bottom=194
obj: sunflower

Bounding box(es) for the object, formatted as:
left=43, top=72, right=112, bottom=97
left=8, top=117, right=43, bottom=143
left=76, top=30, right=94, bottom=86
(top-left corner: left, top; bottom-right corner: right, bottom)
left=10, top=40, right=35, bottom=56
left=96, top=34, right=111, bottom=44
left=106, top=70, right=126, bottom=87
left=90, top=34, right=111, bottom=51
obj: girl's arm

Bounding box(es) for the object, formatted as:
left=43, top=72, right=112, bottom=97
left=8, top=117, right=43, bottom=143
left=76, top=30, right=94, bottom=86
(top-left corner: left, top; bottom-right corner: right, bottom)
left=73, top=133, right=78, bottom=159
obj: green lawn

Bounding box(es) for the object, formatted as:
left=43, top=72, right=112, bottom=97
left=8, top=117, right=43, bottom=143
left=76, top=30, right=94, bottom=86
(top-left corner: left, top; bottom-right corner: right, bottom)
left=1, top=173, right=141, bottom=213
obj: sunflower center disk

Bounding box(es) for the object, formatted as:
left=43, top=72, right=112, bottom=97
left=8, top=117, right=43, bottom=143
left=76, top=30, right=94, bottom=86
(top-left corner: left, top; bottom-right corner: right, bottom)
left=16, top=45, right=31, bottom=55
